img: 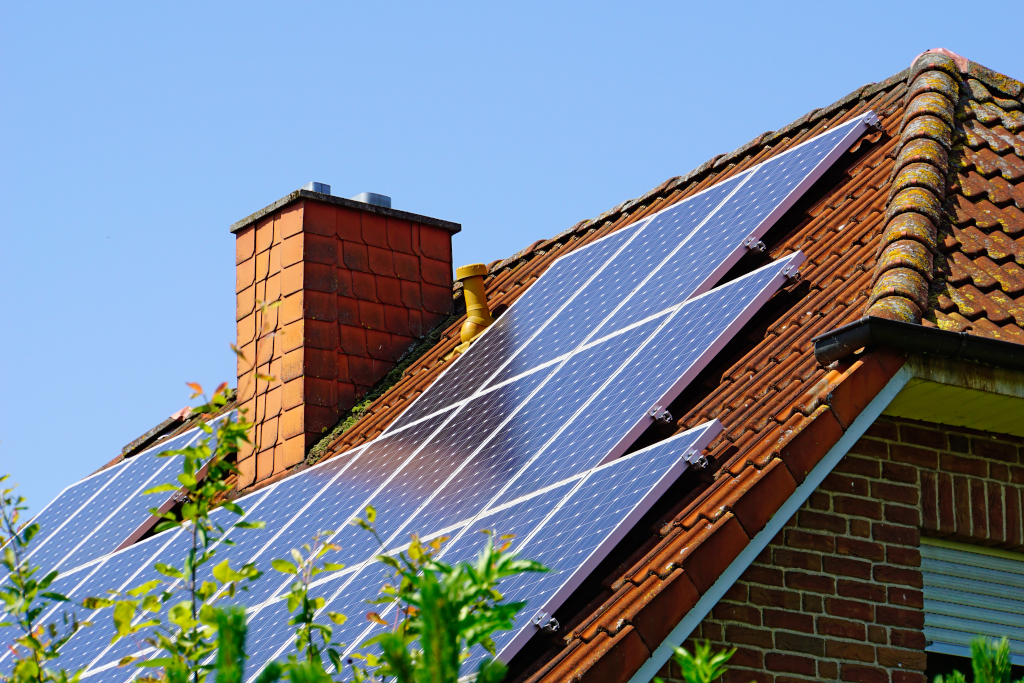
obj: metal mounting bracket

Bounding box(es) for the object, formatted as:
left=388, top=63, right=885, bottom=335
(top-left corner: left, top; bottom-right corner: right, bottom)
left=648, top=405, right=673, bottom=425
left=532, top=611, right=560, bottom=633
left=742, top=235, right=766, bottom=253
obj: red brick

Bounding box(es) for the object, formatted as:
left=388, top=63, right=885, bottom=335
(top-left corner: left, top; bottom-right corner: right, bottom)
left=712, top=603, right=761, bottom=625
left=838, top=579, right=886, bottom=602
left=874, top=565, right=922, bottom=588
left=779, top=406, right=844, bottom=483
left=785, top=571, right=834, bottom=594
left=835, top=455, right=881, bottom=478
left=938, top=472, right=955, bottom=533
left=841, top=664, right=887, bottom=683
left=972, top=437, right=1019, bottom=462
left=882, top=461, right=917, bottom=484
left=825, top=597, right=873, bottom=621
left=850, top=518, right=871, bottom=537
left=884, top=504, right=920, bottom=526
left=820, top=661, right=839, bottom=679
left=361, top=212, right=388, bottom=248
left=798, top=510, right=846, bottom=534
left=784, top=529, right=835, bottom=553
left=992, top=462, right=1011, bottom=482
left=375, top=276, right=403, bottom=306
left=834, top=495, right=882, bottom=520
left=809, top=491, right=831, bottom=510
left=878, top=647, right=927, bottom=670
left=1007, top=486, right=1023, bottom=547
left=865, top=419, right=898, bottom=440
left=885, top=546, right=921, bottom=567
left=921, top=470, right=938, bottom=532
left=819, top=616, right=866, bottom=640
left=890, top=443, right=938, bottom=469
left=773, top=549, right=821, bottom=571
left=887, top=586, right=923, bottom=608
left=954, top=475, right=972, bottom=534
left=741, top=565, right=783, bottom=587
left=899, top=424, right=948, bottom=450
left=802, top=593, right=822, bottom=613
left=872, top=523, right=919, bottom=546
left=988, top=481, right=1005, bottom=544
left=837, top=537, right=885, bottom=562
left=352, top=271, right=377, bottom=301
left=764, top=653, right=815, bottom=676
left=876, top=605, right=924, bottom=628
left=848, top=437, right=888, bottom=458
left=941, top=452, right=987, bottom=477
left=725, top=624, right=773, bottom=649
left=948, top=433, right=970, bottom=453
left=972, top=479, right=988, bottom=538
left=893, top=672, right=928, bottom=683
left=868, top=625, right=886, bottom=644
left=336, top=207, right=361, bottom=241
left=824, top=556, right=872, bottom=579
left=775, top=631, right=824, bottom=656
left=828, top=355, right=893, bottom=429
left=822, top=473, right=870, bottom=496
left=890, top=628, right=926, bottom=649
left=764, top=608, right=813, bottom=633
left=826, top=640, right=875, bottom=662
left=871, top=481, right=918, bottom=505
left=749, top=585, right=800, bottom=609
left=342, top=240, right=370, bottom=272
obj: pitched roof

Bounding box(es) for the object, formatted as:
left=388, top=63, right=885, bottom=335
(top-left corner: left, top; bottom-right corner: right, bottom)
left=113, top=47, right=1024, bottom=682
left=275, top=49, right=1024, bottom=681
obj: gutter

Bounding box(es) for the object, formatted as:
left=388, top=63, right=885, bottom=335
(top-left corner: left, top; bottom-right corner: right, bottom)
left=812, top=316, right=1024, bottom=371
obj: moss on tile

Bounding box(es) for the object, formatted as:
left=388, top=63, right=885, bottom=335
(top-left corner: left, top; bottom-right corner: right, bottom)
left=304, top=314, right=457, bottom=466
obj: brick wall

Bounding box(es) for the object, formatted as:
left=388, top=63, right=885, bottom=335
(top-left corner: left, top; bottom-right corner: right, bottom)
left=233, top=198, right=455, bottom=489
left=654, top=416, right=1024, bottom=683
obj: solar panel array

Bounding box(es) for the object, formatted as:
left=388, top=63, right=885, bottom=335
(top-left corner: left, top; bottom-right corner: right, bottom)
left=4, top=111, right=878, bottom=681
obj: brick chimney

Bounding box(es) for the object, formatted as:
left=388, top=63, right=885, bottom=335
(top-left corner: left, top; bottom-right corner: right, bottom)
left=230, top=187, right=460, bottom=488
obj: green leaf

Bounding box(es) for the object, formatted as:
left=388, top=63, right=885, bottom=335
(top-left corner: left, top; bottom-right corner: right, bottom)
left=142, top=483, right=181, bottom=495
left=127, top=580, right=162, bottom=597
left=234, top=520, right=266, bottom=530
left=154, top=563, right=183, bottom=579
left=270, top=559, right=297, bottom=575
left=322, top=562, right=345, bottom=572
left=327, top=612, right=347, bottom=625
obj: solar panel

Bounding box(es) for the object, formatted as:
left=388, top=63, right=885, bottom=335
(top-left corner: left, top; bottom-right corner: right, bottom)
left=28, top=115, right=879, bottom=680
left=389, top=112, right=875, bottom=431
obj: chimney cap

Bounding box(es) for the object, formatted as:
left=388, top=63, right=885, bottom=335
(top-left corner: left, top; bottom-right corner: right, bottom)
left=456, top=263, right=488, bottom=281
left=229, top=190, right=460, bottom=235
left=302, top=182, right=331, bottom=195
left=351, top=192, right=392, bottom=209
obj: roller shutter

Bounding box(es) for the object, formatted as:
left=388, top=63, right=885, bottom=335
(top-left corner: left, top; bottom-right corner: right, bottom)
left=921, top=538, right=1024, bottom=664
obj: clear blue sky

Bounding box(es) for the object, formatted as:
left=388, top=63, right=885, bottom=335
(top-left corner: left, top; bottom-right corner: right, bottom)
left=1, top=1, right=1019, bottom=512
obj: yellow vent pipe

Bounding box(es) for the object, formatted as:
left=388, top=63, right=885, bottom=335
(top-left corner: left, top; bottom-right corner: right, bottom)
left=452, top=263, right=493, bottom=355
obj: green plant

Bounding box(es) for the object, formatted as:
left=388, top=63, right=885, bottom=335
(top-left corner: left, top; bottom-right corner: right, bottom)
left=0, top=477, right=85, bottom=683
left=933, top=637, right=1024, bottom=683
left=267, top=530, right=349, bottom=681
left=85, top=383, right=263, bottom=683
left=349, top=508, right=546, bottom=683
left=655, top=640, right=738, bottom=683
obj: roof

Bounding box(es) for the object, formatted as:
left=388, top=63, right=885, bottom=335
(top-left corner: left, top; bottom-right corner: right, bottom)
left=116, top=48, right=1024, bottom=681
left=283, top=49, right=1024, bottom=681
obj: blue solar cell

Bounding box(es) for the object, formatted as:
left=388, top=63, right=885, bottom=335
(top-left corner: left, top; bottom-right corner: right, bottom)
left=612, top=117, right=867, bottom=330
left=491, top=253, right=801, bottom=508
left=474, top=422, right=719, bottom=667
left=26, top=429, right=198, bottom=576
left=486, top=174, right=746, bottom=385
left=406, top=320, right=658, bottom=538
left=388, top=225, right=638, bottom=430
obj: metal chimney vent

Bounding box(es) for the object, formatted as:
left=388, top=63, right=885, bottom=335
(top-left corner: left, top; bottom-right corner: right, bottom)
left=302, top=182, right=331, bottom=194
left=351, top=192, right=392, bottom=209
